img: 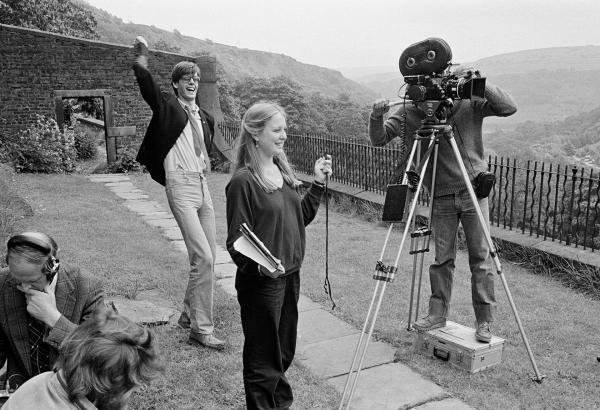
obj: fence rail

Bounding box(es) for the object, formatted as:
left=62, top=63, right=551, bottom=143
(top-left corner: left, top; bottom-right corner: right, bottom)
left=218, top=122, right=600, bottom=252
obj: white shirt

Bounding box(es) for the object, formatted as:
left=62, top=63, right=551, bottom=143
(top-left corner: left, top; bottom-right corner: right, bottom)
left=163, top=99, right=206, bottom=173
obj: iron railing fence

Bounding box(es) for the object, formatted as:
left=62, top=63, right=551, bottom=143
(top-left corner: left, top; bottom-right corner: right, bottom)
left=488, top=157, right=599, bottom=251
left=219, top=122, right=405, bottom=195
left=218, top=122, right=600, bottom=251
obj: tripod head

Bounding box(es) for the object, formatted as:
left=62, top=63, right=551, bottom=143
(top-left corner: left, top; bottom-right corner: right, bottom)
left=412, top=99, right=454, bottom=141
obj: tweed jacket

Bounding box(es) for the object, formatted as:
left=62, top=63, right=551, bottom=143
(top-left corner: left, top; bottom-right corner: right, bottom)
left=133, top=62, right=215, bottom=186
left=0, top=264, right=104, bottom=385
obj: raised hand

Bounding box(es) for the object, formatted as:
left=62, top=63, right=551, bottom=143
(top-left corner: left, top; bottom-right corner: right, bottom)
left=314, top=154, right=333, bottom=184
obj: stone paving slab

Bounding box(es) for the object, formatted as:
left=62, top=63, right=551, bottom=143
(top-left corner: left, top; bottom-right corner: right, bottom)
left=215, top=250, right=232, bottom=264
left=162, top=227, right=184, bottom=240
left=217, top=277, right=236, bottom=296
left=296, top=332, right=396, bottom=379
left=329, top=362, right=448, bottom=410
left=298, top=295, right=322, bottom=312
left=104, top=181, right=136, bottom=187
left=87, top=175, right=130, bottom=183
left=170, top=240, right=187, bottom=254
left=107, top=185, right=141, bottom=193
left=297, top=308, right=359, bottom=345
left=113, top=192, right=149, bottom=200
left=109, top=297, right=177, bottom=326
left=123, top=200, right=165, bottom=214
left=109, top=187, right=146, bottom=195
left=145, top=218, right=178, bottom=229
left=215, top=263, right=237, bottom=279
left=412, top=398, right=476, bottom=410
left=141, top=211, right=173, bottom=221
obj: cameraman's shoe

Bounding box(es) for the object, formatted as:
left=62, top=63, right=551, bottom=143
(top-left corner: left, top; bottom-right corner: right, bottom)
left=475, top=322, right=492, bottom=343
left=413, top=315, right=446, bottom=331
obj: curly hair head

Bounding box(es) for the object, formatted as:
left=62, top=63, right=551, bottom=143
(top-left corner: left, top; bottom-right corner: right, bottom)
left=57, top=307, right=164, bottom=410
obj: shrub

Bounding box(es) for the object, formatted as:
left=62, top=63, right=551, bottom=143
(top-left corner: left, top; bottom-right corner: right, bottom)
left=4, top=115, right=77, bottom=173
left=106, top=148, right=143, bottom=173
left=73, top=123, right=98, bottom=160
left=0, top=165, right=33, bottom=257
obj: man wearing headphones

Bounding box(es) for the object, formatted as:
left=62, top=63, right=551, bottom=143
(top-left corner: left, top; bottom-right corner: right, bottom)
left=0, top=232, right=104, bottom=396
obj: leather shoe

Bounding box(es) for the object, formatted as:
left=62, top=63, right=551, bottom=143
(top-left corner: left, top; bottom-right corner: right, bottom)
left=475, top=322, right=492, bottom=343
left=189, top=332, right=225, bottom=350
left=412, top=315, right=446, bottom=331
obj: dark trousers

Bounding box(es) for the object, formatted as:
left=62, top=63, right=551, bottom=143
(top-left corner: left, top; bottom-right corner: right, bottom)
left=235, top=270, right=300, bottom=410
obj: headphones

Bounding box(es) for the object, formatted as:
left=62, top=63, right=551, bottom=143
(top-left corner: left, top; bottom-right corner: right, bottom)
left=6, top=232, right=60, bottom=281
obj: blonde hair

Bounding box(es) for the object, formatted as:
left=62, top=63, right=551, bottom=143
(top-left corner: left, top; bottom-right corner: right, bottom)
left=234, top=101, right=301, bottom=192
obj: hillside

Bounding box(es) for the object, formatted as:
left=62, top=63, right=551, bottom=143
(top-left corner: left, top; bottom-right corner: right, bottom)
left=82, top=2, right=376, bottom=105
left=484, top=104, right=600, bottom=168
left=357, top=46, right=600, bottom=127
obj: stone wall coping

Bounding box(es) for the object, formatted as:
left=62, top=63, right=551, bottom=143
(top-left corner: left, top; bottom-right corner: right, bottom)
left=296, top=172, right=600, bottom=268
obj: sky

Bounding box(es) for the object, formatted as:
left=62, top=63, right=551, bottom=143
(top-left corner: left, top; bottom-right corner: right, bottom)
left=85, top=0, right=600, bottom=74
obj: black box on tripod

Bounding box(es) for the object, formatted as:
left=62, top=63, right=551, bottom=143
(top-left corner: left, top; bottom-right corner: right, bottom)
left=413, top=321, right=505, bottom=373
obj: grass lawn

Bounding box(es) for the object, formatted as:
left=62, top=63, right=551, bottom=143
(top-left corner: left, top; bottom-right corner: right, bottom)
left=8, top=172, right=339, bottom=410
left=8, top=170, right=600, bottom=409
left=135, top=171, right=600, bottom=410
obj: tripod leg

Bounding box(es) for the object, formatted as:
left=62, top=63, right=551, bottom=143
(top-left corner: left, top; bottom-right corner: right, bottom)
left=346, top=281, right=391, bottom=407
left=446, top=134, right=545, bottom=382
left=407, top=140, right=438, bottom=327
left=415, top=247, right=426, bottom=321
left=339, top=225, right=393, bottom=409
left=341, top=137, right=439, bottom=408
left=407, top=234, right=419, bottom=330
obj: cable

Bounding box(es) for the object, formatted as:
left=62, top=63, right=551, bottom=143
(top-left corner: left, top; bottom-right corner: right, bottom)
left=323, top=174, right=336, bottom=310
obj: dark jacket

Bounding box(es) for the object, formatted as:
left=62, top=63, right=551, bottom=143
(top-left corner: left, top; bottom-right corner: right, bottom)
left=0, top=264, right=104, bottom=386
left=133, top=62, right=215, bottom=186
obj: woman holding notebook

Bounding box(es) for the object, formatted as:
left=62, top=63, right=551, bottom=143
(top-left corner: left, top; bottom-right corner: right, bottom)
left=226, top=101, right=332, bottom=410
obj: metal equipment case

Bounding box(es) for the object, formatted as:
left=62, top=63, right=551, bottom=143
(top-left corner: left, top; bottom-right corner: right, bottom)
left=413, top=321, right=505, bottom=373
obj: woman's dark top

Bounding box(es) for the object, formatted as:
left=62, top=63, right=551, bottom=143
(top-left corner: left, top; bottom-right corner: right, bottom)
left=225, top=167, right=324, bottom=276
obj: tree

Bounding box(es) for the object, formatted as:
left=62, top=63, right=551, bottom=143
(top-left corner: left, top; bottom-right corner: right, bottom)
left=153, top=39, right=181, bottom=54
left=0, top=0, right=98, bottom=39
left=234, top=76, right=311, bottom=131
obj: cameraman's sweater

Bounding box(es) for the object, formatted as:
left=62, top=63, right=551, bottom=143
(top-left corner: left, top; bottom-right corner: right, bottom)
left=369, top=82, right=517, bottom=197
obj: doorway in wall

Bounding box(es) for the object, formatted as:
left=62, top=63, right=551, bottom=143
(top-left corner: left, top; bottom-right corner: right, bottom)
left=53, top=89, right=116, bottom=166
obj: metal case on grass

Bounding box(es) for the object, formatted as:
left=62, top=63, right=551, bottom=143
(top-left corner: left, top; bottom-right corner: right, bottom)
left=413, top=321, right=505, bottom=373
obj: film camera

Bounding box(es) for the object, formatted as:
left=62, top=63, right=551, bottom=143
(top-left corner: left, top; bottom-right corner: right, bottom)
left=399, top=38, right=486, bottom=102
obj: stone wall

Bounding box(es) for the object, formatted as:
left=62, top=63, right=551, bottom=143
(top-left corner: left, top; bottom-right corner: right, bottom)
left=0, top=24, right=222, bottom=160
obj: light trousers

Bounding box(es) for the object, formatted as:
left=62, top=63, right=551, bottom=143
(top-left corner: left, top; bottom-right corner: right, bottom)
left=166, top=170, right=216, bottom=334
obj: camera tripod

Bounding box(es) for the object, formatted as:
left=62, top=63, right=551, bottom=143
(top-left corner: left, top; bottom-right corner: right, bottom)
left=338, top=106, right=545, bottom=409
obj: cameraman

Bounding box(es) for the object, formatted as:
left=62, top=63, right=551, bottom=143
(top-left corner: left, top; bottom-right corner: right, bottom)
left=369, top=64, right=517, bottom=342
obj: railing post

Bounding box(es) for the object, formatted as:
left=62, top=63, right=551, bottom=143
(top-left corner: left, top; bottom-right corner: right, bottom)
left=566, top=166, right=578, bottom=246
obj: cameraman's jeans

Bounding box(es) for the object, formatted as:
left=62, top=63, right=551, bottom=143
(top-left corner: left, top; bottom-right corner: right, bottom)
left=428, top=189, right=496, bottom=324
left=166, top=171, right=216, bottom=335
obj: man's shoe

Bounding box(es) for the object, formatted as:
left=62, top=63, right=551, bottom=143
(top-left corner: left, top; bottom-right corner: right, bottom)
left=475, top=322, right=492, bottom=343
left=412, top=315, right=446, bottom=331
left=188, top=332, right=226, bottom=350
left=177, top=314, right=190, bottom=329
